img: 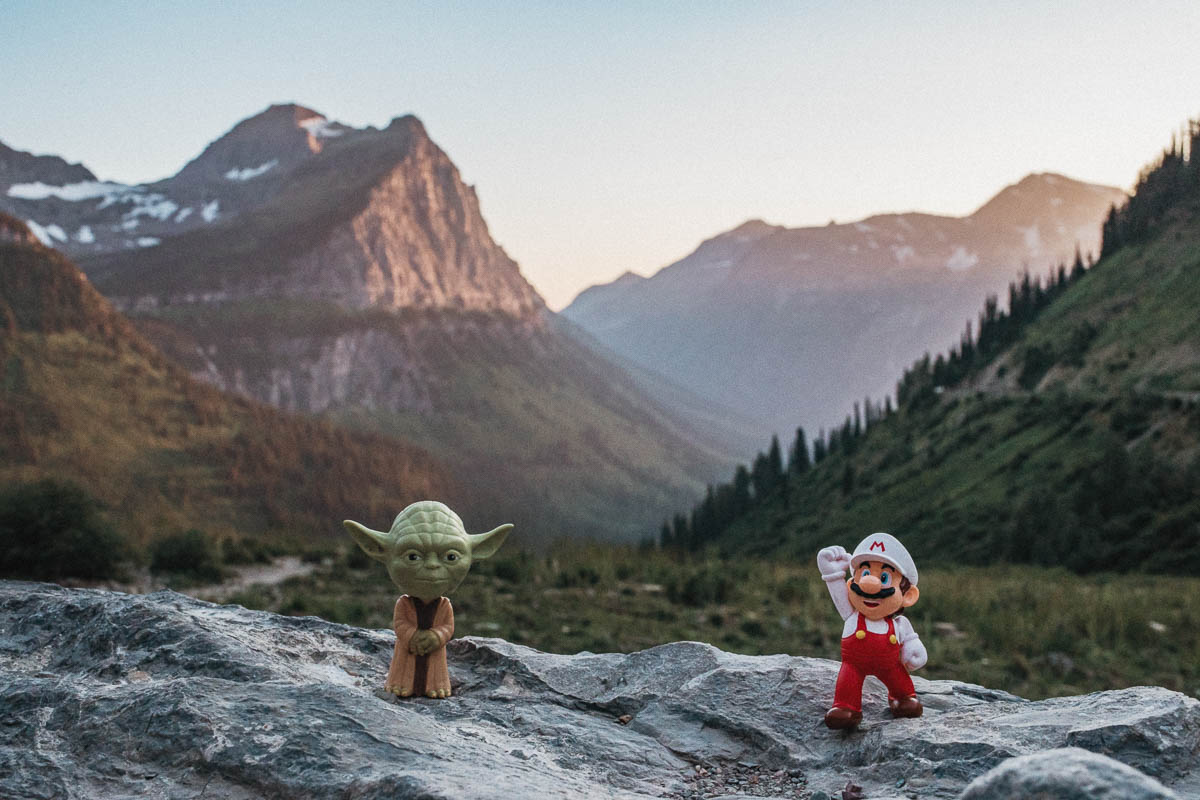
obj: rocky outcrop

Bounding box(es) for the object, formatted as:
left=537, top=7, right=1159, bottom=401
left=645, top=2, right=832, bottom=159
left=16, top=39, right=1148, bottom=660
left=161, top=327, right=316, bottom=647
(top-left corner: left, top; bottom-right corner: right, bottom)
left=278, top=116, right=544, bottom=318
left=959, top=748, right=1181, bottom=800
left=3, top=581, right=1197, bottom=799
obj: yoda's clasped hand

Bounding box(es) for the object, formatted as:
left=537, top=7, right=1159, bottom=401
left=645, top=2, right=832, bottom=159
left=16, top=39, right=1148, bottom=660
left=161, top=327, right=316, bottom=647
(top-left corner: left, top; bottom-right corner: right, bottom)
left=408, top=630, right=441, bottom=656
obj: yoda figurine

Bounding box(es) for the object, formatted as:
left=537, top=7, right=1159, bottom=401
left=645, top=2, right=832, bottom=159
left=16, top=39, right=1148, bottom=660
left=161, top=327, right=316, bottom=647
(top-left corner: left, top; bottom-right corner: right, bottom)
left=344, top=501, right=512, bottom=699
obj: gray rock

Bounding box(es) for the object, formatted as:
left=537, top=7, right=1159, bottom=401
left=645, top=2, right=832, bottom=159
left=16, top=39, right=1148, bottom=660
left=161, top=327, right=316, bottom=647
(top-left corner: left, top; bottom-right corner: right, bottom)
left=959, top=747, right=1180, bottom=799
left=2, top=581, right=1198, bottom=799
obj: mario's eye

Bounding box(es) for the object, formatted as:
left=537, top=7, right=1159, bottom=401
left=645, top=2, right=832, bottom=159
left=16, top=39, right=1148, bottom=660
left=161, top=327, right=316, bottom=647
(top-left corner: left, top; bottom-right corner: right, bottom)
left=880, top=572, right=891, bottom=586
left=860, top=567, right=871, bottom=579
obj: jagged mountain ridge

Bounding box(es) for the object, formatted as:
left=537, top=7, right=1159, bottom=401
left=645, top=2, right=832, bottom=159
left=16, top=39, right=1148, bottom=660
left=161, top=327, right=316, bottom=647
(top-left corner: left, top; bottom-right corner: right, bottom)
left=563, top=173, right=1128, bottom=441
left=0, top=223, right=463, bottom=544
left=0, top=104, right=350, bottom=257
left=5, top=104, right=737, bottom=544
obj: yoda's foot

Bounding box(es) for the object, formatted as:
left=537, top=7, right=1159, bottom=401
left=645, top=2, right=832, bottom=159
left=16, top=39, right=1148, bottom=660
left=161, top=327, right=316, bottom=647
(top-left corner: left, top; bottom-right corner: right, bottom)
left=386, top=685, right=412, bottom=698
left=425, top=688, right=451, bottom=699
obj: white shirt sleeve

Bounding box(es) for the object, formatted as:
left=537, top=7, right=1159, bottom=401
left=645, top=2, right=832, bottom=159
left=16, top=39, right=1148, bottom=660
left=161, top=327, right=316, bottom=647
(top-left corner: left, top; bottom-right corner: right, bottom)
left=894, top=615, right=919, bottom=644
left=824, top=575, right=854, bottom=620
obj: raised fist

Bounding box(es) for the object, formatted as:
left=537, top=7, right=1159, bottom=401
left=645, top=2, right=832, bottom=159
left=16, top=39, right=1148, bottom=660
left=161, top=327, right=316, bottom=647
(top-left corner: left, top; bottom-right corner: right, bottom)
left=817, top=546, right=851, bottom=581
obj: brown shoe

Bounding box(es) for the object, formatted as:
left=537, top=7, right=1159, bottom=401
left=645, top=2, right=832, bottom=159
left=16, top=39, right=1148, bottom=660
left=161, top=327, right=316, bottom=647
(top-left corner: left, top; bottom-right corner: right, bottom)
left=824, top=707, right=863, bottom=729
left=889, top=695, right=923, bottom=718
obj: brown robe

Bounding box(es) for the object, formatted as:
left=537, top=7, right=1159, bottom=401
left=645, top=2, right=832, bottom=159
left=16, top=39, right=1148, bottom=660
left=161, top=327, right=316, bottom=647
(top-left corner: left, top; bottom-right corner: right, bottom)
left=386, top=595, right=454, bottom=696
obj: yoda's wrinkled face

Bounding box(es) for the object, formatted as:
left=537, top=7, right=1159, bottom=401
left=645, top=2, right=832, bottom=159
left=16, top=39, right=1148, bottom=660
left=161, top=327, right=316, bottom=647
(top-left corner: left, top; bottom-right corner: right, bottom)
left=386, top=532, right=473, bottom=602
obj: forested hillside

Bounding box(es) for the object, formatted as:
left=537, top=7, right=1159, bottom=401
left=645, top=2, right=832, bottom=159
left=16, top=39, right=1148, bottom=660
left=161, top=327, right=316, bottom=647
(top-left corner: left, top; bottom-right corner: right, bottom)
left=664, top=123, right=1200, bottom=573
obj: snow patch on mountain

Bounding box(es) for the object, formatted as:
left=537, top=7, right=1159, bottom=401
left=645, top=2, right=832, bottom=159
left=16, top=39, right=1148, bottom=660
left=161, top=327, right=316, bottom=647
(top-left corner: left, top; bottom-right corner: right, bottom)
left=23, top=219, right=60, bottom=244
left=946, top=246, right=979, bottom=272
left=124, top=196, right=179, bottom=222
left=1019, top=224, right=1043, bottom=254
left=136, top=237, right=161, bottom=247
left=300, top=117, right=344, bottom=138
left=202, top=200, right=220, bottom=222
left=76, top=226, right=94, bottom=243
left=175, top=207, right=193, bottom=223
left=224, top=160, right=279, bottom=181
left=7, top=181, right=127, bottom=202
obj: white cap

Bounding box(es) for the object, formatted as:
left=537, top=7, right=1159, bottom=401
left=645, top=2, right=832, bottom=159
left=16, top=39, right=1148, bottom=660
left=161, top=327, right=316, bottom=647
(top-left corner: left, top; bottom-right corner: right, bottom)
left=850, top=532, right=918, bottom=586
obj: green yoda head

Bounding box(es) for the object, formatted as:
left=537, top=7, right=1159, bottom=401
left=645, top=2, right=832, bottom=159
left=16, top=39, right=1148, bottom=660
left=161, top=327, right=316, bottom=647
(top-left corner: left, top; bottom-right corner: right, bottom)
left=343, top=501, right=512, bottom=602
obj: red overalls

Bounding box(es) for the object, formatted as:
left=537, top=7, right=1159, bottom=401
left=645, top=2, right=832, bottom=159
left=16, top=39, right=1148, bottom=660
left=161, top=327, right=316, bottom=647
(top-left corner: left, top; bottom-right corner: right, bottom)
left=833, top=613, right=915, bottom=712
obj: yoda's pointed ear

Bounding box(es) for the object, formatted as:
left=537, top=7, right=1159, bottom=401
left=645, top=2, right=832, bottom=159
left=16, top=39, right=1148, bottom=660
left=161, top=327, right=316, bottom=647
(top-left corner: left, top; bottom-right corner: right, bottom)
left=343, top=520, right=391, bottom=562
left=469, top=523, right=513, bottom=560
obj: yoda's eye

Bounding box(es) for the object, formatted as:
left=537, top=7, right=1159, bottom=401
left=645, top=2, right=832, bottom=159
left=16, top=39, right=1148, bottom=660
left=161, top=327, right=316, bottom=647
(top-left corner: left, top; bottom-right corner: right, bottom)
left=445, top=552, right=460, bottom=562
left=880, top=572, right=891, bottom=586
left=405, top=552, right=421, bottom=562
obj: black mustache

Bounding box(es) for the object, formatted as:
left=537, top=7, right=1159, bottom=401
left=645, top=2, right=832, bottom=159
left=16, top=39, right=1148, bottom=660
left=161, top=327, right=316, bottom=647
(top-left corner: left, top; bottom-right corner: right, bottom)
left=850, top=581, right=896, bottom=600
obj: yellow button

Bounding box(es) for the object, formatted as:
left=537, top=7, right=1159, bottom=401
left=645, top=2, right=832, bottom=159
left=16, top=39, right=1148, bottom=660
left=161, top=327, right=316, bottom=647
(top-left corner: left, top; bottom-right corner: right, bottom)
left=889, top=634, right=898, bottom=644
left=855, top=630, right=866, bottom=639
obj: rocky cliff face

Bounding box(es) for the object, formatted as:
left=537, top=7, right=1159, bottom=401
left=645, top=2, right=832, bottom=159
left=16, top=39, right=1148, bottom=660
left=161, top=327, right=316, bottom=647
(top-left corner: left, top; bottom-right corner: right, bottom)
left=275, top=118, right=544, bottom=318
left=2, top=581, right=1196, bottom=799
left=58, top=108, right=545, bottom=320
left=562, top=174, right=1128, bottom=440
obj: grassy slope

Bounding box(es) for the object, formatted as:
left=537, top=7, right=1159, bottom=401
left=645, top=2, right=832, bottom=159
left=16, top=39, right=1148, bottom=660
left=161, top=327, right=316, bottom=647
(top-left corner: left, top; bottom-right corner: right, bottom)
left=710, top=214, right=1200, bottom=569
left=0, top=242, right=461, bottom=548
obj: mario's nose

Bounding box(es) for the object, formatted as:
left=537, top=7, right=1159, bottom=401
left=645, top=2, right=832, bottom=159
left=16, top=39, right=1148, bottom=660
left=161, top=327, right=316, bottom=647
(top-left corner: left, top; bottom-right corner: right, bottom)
left=859, top=575, right=882, bottom=594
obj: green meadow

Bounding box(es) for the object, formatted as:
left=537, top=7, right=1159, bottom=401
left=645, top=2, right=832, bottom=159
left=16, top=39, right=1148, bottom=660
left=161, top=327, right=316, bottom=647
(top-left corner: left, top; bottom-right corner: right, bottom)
left=221, top=543, right=1200, bottom=702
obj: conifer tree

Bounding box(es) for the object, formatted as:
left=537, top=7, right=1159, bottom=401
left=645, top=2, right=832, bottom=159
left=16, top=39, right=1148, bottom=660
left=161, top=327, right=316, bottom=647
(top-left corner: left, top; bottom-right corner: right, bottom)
left=767, top=435, right=784, bottom=489
left=789, top=427, right=810, bottom=474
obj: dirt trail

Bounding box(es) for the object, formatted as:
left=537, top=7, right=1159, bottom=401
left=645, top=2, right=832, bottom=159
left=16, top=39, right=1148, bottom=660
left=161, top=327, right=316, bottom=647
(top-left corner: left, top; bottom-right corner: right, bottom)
left=190, top=556, right=316, bottom=602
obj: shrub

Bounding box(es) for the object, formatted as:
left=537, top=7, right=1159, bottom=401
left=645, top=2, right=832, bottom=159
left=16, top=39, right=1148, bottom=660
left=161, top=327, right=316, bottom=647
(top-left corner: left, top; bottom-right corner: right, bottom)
left=0, top=479, right=130, bottom=581
left=150, top=529, right=223, bottom=582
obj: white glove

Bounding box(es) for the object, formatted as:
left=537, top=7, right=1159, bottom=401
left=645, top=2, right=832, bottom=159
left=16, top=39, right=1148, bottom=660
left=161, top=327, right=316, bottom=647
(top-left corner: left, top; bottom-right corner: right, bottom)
left=816, top=546, right=851, bottom=582
left=901, top=637, right=927, bottom=671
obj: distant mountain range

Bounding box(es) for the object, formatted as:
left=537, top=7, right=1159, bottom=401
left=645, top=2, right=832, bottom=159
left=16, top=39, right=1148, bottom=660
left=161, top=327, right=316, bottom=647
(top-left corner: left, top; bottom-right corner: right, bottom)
left=0, top=105, right=739, bottom=544
left=563, top=174, right=1128, bottom=441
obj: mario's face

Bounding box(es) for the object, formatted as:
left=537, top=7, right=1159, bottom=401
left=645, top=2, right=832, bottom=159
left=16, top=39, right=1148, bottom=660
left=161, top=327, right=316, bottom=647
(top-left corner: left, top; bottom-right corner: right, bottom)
left=846, top=560, right=919, bottom=620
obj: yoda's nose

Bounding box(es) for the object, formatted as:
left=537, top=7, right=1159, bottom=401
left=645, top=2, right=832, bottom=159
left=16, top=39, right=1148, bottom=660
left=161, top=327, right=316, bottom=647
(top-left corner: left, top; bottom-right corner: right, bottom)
left=858, top=575, right=882, bottom=594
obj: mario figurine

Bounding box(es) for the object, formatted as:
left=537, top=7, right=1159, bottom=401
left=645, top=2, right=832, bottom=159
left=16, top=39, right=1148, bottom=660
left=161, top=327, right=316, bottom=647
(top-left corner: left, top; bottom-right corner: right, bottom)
left=817, top=533, right=927, bottom=729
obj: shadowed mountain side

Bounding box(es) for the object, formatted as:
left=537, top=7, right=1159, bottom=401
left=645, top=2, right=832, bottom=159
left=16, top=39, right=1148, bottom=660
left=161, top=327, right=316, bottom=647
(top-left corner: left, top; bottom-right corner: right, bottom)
left=563, top=174, right=1127, bottom=441
left=548, top=313, right=766, bottom=459
left=136, top=300, right=737, bottom=545
left=2, top=582, right=1196, bottom=799
left=0, top=229, right=463, bottom=547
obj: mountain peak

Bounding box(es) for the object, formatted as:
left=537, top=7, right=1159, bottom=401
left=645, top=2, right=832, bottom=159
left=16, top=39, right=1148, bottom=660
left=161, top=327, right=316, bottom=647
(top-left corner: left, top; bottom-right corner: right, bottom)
left=969, top=172, right=1127, bottom=228
left=170, top=103, right=350, bottom=188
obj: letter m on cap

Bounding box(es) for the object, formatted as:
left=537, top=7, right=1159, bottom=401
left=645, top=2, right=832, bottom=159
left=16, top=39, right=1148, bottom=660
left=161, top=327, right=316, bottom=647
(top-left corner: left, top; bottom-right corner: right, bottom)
left=869, top=540, right=886, bottom=552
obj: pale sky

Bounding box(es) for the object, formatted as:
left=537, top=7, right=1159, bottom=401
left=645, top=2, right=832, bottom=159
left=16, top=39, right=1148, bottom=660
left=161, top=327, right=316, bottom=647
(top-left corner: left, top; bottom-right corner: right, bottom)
left=3, top=1, right=1199, bottom=309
